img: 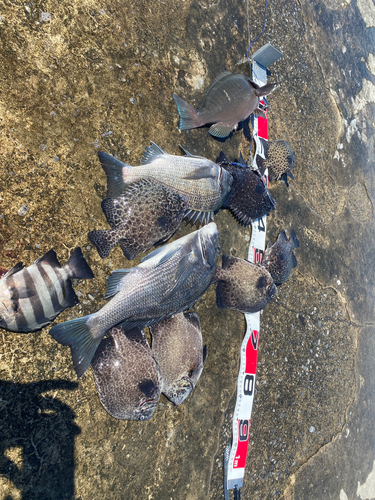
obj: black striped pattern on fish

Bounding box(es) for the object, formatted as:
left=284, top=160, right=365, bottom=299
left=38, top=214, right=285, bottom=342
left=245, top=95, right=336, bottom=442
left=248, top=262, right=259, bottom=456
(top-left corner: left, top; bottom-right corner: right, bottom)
left=0, top=248, right=94, bottom=333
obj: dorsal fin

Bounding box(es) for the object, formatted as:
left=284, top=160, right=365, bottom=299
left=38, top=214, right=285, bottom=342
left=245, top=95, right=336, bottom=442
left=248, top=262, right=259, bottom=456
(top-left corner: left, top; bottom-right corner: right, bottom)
left=35, top=249, right=61, bottom=268
left=140, top=142, right=165, bottom=164
left=1, top=262, right=24, bottom=280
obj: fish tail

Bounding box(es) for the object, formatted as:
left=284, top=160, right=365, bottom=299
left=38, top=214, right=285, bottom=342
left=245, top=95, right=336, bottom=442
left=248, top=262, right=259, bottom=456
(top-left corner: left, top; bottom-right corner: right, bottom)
left=172, top=94, right=202, bottom=131
left=290, top=229, right=300, bottom=249
left=215, top=281, right=231, bottom=309
left=66, top=247, right=95, bottom=279
left=88, top=229, right=120, bottom=259
left=97, top=152, right=129, bottom=197
left=49, top=315, right=101, bottom=377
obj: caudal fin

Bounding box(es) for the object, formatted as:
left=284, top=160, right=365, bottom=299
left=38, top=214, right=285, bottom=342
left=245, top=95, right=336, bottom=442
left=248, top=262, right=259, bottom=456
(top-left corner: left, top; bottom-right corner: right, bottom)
left=88, top=229, right=120, bottom=259
left=172, top=94, right=202, bottom=131
left=49, top=315, right=101, bottom=377
left=97, top=152, right=128, bottom=197
left=66, top=247, right=94, bottom=279
left=290, top=229, right=300, bottom=249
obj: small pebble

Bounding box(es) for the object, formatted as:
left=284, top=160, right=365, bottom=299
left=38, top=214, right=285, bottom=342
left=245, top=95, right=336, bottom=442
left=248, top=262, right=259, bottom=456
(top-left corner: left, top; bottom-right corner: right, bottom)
left=309, top=426, right=316, bottom=433
left=18, top=204, right=29, bottom=217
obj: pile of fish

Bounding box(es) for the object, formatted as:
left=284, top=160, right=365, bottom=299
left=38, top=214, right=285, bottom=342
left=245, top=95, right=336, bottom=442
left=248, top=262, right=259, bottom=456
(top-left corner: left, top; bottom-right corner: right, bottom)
left=0, top=70, right=300, bottom=422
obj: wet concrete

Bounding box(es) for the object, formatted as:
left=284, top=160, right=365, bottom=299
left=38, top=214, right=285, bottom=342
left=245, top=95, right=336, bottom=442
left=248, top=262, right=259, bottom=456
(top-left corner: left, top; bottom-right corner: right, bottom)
left=0, top=0, right=374, bottom=499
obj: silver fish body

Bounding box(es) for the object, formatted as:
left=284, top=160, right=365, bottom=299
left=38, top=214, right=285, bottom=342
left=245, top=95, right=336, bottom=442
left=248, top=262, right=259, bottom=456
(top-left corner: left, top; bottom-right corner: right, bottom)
left=215, top=254, right=277, bottom=314
left=50, top=222, right=220, bottom=377
left=98, top=142, right=233, bottom=221
left=262, top=230, right=300, bottom=285
left=173, top=72, right=277, bottom=138
left=150, top=312, right=207, bottom=406
left=91, top=326, right=162, bottom=421
left=0, top=248, right=94, bottom=333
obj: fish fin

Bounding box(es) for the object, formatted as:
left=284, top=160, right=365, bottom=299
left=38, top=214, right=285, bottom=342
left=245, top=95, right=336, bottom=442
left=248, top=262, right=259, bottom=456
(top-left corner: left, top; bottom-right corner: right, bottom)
left=35, top=249, right=61, bottom=268
left=161, top=251, right=198, bottom=302
left=185, top=209, right=213, bottom=225
left=140, top=142, right=165, bottom=164
left=209, top=123, right=234, bottom=138
left=290, top=229, right=300, bottom=249
left=88, top=229, right=119, bottom=259
left=198, top=71, right=232, bottom=109
left=216, top=151, right=230, bottom=165
left=238, top=152, right=248, bottom=166
left=254, top=82, right=277, bottom=97
left=119, top=240, right=147, bottom=261
left=105, top=269, right=134, bottom=299
left=97, top=152, right=128, bottom=197
left=1, top=262, right=24, bottom=280
left=291, top=253, right=298, bottom=269
left=184, top=311, right=201, bottom=330
left=66, top=247, right=94, bottom=279
left=203, top=344, right=208, bottom=365
left=172, top=94, right=202, bottom=131
left=178, top=144, right=206, bottom=160
left=63, top=281, right=80, bottom=309
left=215, top=282, right=228, bottom=310
left=221, top=253, right=236, bottom=270
left=50, top=315, right=100, bottom=377
left=278, top=230, right=288, bottom=242
left=140, top=244, right=181, bottom=265
left=13, top=285, right=35, bottom=300
left=254, top=108, right=267, bottom=119
left=182, top=166, right=216, bottom=180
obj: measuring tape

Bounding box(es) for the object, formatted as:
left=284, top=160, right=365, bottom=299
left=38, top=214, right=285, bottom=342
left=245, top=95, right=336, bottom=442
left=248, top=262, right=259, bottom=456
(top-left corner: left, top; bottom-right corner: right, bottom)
left=224, top=44, right=282, bottom=499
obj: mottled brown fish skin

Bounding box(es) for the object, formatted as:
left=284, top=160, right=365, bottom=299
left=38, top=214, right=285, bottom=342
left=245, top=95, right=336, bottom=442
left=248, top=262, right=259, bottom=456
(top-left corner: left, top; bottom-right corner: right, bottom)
left=91, top=326, right=162, bottom=421
left=262, top=230, right=300, bottom=285
left=221, top=164, right=276, bottom=226
left=150, top=312, right=207, bottom=406
left=88, top=179, right=188, bottom=260
left=256, top=139, right=295, bottom=186
left=215, top=254, right=277, bottom=313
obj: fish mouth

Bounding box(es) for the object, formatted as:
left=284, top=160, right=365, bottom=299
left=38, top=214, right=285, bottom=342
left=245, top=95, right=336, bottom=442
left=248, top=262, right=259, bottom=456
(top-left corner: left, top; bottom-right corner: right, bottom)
left=167, top=377, right=194, bottom=406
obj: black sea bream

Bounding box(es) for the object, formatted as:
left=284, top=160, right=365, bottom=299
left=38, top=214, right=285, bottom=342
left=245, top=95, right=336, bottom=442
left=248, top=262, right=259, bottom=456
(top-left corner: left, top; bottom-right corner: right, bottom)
left=173, top=72, right=277, bottom=138
left=0, top=248, right=94, bottom=333
left=50, top=223, right=220, bottom=377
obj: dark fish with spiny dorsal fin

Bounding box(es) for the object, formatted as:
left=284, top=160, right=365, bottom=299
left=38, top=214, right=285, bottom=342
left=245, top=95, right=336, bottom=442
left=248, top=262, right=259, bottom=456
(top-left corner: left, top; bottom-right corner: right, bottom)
left=262, top=230, right=300, bottom=285
left=88, top=179, right=188, bottom=260
left=97, top=143, right=233, bottom=225
left=0, top=248, right=94, bottom=333
left=215, top=254, right=277, bottom=313
left=91, top=326, right=162, bottom=421
left=216, top=151, right=276, bottom=226
left=49, top=223, right=220, bottom=378
left=256, top=139, right=295, bottom=186
left=150, top=312, right=207, bottom=406
left=173, top=72, right=277, bottom=138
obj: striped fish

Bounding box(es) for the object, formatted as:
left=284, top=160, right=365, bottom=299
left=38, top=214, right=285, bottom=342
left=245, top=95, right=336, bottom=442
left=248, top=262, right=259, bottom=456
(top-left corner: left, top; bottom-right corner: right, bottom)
left=0, top=247, right=94, bottom=333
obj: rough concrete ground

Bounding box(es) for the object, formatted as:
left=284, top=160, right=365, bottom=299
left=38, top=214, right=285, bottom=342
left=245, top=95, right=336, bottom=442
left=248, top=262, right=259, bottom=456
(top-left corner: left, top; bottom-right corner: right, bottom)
left=0, top=0, right=374, bottom=499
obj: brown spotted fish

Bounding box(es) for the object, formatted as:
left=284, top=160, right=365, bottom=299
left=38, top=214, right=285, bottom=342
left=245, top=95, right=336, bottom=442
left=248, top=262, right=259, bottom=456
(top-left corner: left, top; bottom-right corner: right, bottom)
left=97, top=143, right=233, bottom=224
left=173, top=72, right=277, bottom=138
left=0, top=248, right=94, bottom=333
left=256, top=139, right=295, bottom=186
left=88, top=179, right=188, bottom=259
left=217, top=152, right=276, bottom=226
left=215, top=254, right=277, bottom=313
left=150, top=312, right=207, bottom=406
left=50, top=223, right=220, bottom=377
left=91, top=326, right=162, bottom=421
left=262, top=230, right=300, bottom=285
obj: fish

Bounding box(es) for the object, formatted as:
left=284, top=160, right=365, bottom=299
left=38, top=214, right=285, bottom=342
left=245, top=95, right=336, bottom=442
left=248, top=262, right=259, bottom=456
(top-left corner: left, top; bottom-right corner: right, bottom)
left=261, top=230, right=300, bottom=285
left=91, top=326, right=162, bottom=421
left=49, top=222, right=220, bottom=378
left=217, top=152, right=276, bottom=226
left=215, top=254, right=277, bottom=313
left=256, top=139, right=295, bottom=186
left=97, top=142, right=233, bottom=224
left=0, top=248, right=94, bottom=333
left=172, top=72, right=277, bottom=138
left=88, top=179, right=188, bottom=260
left=150, top=312, right=207, bottom=405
